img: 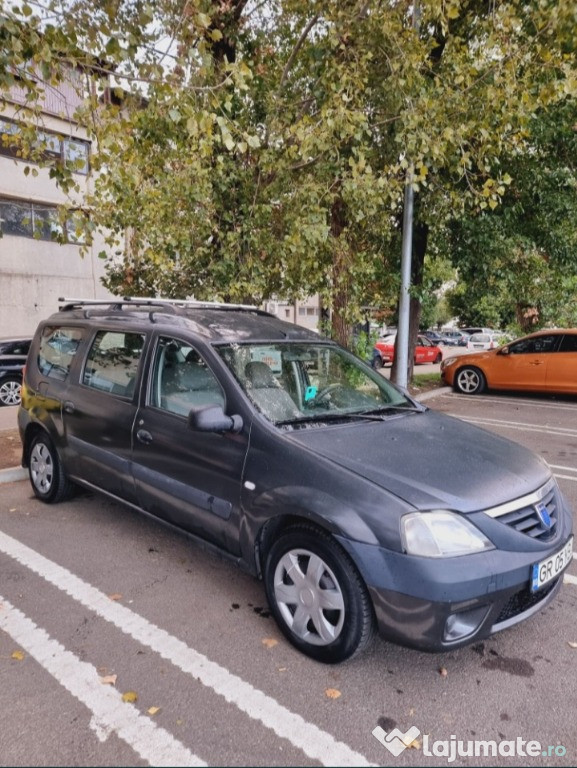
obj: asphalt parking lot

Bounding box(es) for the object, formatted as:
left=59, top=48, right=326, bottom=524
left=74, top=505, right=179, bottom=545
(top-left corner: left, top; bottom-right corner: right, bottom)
left=0, top=390, right=576, bottom=767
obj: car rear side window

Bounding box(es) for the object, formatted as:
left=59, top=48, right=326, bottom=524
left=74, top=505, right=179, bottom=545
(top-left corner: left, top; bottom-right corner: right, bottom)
left=83, top=330, right=145, bottom=397
left=38, top=326, right=83, bottom=380
left=559, top=334, right=577, bottom=352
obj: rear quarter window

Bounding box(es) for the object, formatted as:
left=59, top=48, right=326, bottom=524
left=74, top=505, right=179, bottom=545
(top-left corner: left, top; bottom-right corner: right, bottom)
left=83, top=330, right=145, bottom=397
left=38, top=327, right=83, bottom=380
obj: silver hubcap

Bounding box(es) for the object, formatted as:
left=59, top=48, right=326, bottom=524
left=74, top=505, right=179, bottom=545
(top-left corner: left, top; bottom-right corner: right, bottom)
left=30, top=443, right=54, bottom=494
left=273, top=549, right=345, bottom=646
left=457, top=369, right=479, bottom=393
left=0, top=380, right=21, bottom=406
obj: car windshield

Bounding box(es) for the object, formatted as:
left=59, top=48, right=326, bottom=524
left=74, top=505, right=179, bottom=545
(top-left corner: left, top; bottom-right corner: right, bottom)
left=216, top=342, right=417, bottom=425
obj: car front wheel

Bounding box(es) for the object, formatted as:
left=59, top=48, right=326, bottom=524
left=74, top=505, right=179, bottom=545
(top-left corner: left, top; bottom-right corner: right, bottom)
left=0, top=377, right=22, bottom=406
left=455, top=366, right=486, bottom=395
left=28, top=434, right=74, bottom=503
left=264, top=525, right=374, bottom=663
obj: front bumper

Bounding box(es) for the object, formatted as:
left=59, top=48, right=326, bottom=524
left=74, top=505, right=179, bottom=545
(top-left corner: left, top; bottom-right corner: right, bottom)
left=337, top=529, right=573, bottom=652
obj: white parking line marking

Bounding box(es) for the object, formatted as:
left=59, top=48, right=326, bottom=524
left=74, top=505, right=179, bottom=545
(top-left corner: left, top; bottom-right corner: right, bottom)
left=444, top=394, right=577, bottom=412
left=548, top=465, right=577, bottom=474
left=0, top=531, right=373, bottom=768
left=455, top=415, right=577, bottom=439
left=0, top=598, right=205, bottom=767
left=553, top=474, right=577, bottom=483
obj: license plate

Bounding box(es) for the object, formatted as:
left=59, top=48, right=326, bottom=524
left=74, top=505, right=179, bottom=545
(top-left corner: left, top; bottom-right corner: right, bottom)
left=531, top=537, right=574, bottom=592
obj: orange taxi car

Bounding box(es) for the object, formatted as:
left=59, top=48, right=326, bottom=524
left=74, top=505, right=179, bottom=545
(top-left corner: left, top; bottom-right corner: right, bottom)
left=441, top=328, right=577, bottom=395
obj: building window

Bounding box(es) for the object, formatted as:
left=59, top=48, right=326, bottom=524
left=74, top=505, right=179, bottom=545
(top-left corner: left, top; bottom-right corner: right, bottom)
left=298, top=307, right=306, bottom=315
left=285, top=309, right=291, bottom=318
left=0, top=197, right=86, bottom=243
left=0, top=117, right=90, bottom=174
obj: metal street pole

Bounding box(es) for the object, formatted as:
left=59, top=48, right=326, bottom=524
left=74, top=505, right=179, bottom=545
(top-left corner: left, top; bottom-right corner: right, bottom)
left=396, top=175, right=414, bottom=390
left=394, top=1, right=420, bottom=391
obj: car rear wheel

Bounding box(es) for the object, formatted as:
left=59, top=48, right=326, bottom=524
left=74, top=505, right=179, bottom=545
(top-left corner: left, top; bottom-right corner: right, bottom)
left=264, top=525, right=374, bottom=663
left=372, top=355, right=383, bottom=370
left=0, top=377, right=22, bottom=406
left=434, top=352, right=442, bottom=364
left=28, top=434, right=75, bottom=503
left=455, top=366, right=486, bottom=395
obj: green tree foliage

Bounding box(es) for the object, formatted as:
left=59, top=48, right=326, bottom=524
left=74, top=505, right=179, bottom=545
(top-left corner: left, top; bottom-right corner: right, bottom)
left=1, top=0, right=576, bottom=346
left=447, top=101, right=577, bottom=332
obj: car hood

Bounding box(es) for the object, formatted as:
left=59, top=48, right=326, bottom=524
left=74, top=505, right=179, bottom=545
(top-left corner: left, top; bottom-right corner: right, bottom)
left=445, top=349, right=498, bottom=366
left=285, top=409, right=550, bottom=513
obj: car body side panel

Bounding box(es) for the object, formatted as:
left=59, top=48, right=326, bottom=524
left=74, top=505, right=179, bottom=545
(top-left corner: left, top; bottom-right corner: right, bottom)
left=545, top=350, right=577, bottom=392
left=485, top=352, right=548, bottom=391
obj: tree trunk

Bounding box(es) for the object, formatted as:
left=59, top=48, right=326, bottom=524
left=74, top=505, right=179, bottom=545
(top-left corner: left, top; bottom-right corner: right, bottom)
left=329, top=194, right=351, bottom=348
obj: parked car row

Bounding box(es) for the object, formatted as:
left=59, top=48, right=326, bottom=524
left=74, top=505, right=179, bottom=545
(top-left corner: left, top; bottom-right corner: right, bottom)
left=0, top=337, right=31, bottom=406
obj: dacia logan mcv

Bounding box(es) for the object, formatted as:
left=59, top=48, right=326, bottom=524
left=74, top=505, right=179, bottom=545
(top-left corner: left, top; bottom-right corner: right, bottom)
left=18, top=298, right=574, bottom=663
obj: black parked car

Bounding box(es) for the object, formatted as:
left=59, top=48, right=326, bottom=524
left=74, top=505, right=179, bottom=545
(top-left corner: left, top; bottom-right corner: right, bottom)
left=18, top=298, right=573, bottom=663
left=0, top=337, right=31, bottom=406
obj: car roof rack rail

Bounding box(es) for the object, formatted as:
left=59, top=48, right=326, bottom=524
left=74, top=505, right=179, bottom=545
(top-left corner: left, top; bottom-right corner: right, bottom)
left=58, top=296, right=270, bottom=315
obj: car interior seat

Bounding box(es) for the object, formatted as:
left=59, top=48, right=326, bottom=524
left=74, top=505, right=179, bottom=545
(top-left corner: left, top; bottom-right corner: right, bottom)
left=244, top=361, right=302, bottom=422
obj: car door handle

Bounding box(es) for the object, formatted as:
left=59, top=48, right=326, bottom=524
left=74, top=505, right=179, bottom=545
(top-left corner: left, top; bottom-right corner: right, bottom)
left=529, top=361, right=544, bottom=366
left=63, top=400, right=75, bottom=414
left=136, top=429, right=153, bottom=445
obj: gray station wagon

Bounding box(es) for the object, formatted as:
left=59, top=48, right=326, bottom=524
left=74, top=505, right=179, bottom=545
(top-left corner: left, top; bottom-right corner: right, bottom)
left=18, top=298, right=574, bottom=662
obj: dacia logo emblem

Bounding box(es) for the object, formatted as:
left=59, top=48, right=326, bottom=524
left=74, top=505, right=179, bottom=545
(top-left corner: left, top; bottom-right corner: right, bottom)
left=536, top=502, right=553, bottom=530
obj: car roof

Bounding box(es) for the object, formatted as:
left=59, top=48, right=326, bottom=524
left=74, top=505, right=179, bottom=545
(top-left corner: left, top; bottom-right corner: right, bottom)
left=47, top=298, right=324, bottom=344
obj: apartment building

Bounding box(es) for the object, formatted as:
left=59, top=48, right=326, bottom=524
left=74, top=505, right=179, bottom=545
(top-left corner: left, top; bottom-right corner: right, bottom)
left=0, top=66, right=112, bottom=337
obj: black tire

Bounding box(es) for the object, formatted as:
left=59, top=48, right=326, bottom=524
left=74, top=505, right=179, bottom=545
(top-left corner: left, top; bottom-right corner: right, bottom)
left=455, top=366, right=486, bottom=395
left=434, top=352, right=442, bottom=364
left=373, top=355, right=383, bottom=370
left=28, top=433, right=75, bottom=503
left=264, top=525, right=374, bottom=663
left=0, top=376, right=22, bottom=406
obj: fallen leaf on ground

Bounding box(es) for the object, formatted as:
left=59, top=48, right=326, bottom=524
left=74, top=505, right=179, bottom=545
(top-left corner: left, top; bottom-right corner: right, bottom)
left=261, top=637, right=278, bottom=649
left=122, top=691, right=138, bottom=703
left=108, top=593, right=123, bottom=601
left=408, top=738, right=422, bottom=750
left=325, top=688, right=341, bottom=699
left=11, top=650, right=25, bottom=661
left=439, top=666, right=448, bottom=677
left=568, top=641, right=577, bottom=649
left=100, top=674, right=117, bottom=686
left=147, top=706, right=160, bottom=716
left=9, top=508, right=17, bottom=512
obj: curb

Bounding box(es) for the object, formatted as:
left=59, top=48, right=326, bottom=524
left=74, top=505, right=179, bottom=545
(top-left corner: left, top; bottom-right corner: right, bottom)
left=415, top=385, right=451, bottom=402
left=0, top=466, right=27, bottom=484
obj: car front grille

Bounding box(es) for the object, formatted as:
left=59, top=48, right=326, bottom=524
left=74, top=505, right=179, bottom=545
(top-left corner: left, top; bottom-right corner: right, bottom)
left=496, top=484, right=558, bottom=541
left=494, top=578, right=559, bottom=625
left=484, top=479, right=559, bottom=542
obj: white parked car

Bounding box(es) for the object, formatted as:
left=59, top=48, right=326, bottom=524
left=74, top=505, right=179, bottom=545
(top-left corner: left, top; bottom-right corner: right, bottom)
left=467, top=332, right=505, bottom=351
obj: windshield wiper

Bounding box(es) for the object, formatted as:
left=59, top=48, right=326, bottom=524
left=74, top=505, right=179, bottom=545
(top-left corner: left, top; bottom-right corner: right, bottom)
left=277, top=404, right=424, bottom=427
left=357, top=404, right=425, bottom=415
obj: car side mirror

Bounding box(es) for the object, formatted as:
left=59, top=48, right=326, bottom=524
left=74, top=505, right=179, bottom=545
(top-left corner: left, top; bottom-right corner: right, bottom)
left=498, top=346, right=510, bottom=355
left=188, top=404, right=243, bottom=434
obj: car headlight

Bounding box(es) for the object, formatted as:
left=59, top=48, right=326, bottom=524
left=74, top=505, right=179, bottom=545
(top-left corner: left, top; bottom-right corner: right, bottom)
left=440, top=357, right=458, bottom=370
left=401, top=511, right=494, bottom=557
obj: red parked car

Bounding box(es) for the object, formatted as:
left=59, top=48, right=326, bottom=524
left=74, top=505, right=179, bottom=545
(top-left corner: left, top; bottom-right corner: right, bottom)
left=373, top=334, right=443, bottom=368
